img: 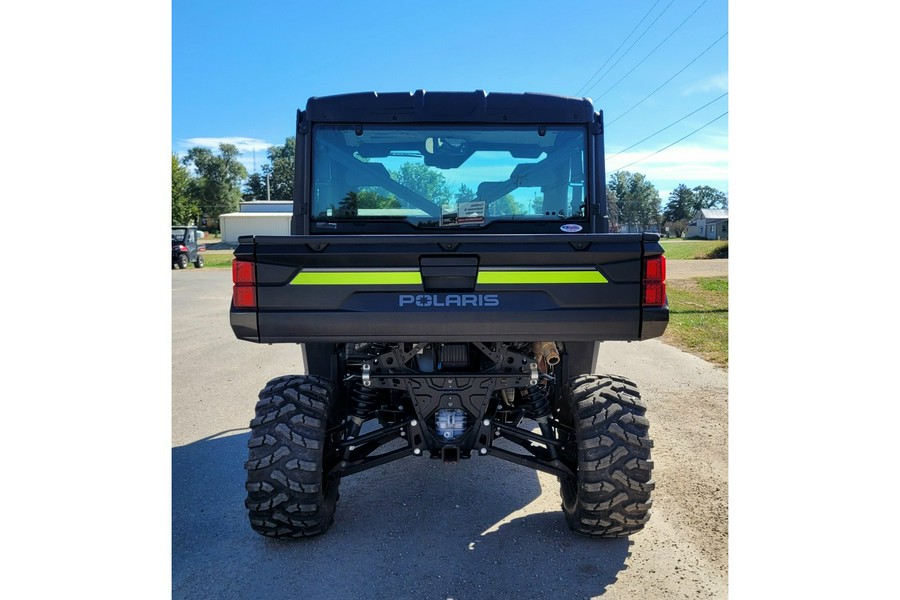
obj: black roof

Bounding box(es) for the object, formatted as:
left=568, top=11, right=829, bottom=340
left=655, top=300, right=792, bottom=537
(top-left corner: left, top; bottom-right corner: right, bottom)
left=304, top=90, right=597, bottom=124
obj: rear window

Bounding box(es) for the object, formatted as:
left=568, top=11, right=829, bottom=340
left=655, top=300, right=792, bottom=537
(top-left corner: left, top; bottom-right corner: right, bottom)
left=311, top=124, right=588, bottom=231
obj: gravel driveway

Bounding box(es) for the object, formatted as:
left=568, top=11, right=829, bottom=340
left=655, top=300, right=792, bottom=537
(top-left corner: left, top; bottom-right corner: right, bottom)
left=666, top=259, right=728, bottom=279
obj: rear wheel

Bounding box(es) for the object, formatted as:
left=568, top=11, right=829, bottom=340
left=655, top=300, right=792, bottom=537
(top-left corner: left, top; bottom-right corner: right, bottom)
left=176, top=253, right=189, bottom=269
left=559, top=375, right=654, bottom=537
left=244, top=375, right=341, bottom=538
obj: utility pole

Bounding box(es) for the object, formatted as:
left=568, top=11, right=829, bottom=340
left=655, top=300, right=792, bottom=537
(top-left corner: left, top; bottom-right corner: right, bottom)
left=266, top=173, right=271, bottom=201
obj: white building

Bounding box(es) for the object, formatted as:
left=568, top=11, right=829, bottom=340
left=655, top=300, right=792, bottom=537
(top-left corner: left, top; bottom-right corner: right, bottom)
left=685, top=209, right=728, bottom=240
left=218, top=201, right=293, bottom=243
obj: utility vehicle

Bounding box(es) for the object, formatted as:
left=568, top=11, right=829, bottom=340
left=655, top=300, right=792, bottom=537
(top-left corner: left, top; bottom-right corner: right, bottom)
left=172, top=225, right=205, bottom=269
left=230, top=90, right=667, bottom=538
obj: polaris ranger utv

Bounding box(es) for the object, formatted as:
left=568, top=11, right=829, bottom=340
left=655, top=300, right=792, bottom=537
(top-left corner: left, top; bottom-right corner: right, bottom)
left=172, top=225, right=205, bottom=269
left=230, top=90, right=667, bottom=539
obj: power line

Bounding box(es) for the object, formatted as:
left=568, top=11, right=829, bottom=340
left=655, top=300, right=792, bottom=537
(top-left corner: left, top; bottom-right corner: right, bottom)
left=609, top=91, right=727, bottom=159
left=581, top=0, right=679, bottom=98
left=584, top=0, right=680, bottom=97
left=607, top=31, right=728, bottom=126
left=608, top=110, right=728, bottom=172
left=599, top=0, right=712, bottom=98
left=574, top=0, right=664, bottom=98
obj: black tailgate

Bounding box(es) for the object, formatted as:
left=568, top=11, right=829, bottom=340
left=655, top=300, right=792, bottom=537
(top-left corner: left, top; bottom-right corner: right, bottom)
left=231, top=233, right=666, bottom=343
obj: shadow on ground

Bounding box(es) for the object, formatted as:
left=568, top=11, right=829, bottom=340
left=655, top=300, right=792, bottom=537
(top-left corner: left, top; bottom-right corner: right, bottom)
left=173, top=432, right=632, bottom=600
left=200, top=239, right=236, bottom=251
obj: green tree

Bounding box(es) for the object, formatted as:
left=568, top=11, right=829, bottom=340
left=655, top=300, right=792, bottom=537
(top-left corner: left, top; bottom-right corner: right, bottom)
left=489, top=194, right=524, bottom=216
left=172, top=154, right=199, bottom=225
left=260, top=137, right=295, bottom=200
left=455, top=183, right=476, bottom=203
left=693, top=185, right=728, bottom=209
left=663, top=184, right=697, bottom=223
left=337, top=190, right=401, bottom=216
left=182, top=143, right=248, bottom=225
left=662, top=184, right=698, bottom=238
left=242, top=172, right=267, bottom=201
left=355, top=188, right=401, bottom=210
left=607, top=171, right=661, bottom=232
left=337, top=191, right=360, bottom=217
left=393, top=163, right=452, bottom=206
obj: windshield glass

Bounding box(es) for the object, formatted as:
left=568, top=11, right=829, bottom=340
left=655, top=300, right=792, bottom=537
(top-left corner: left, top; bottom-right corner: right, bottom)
left=311, top=124, right=587, bottom=229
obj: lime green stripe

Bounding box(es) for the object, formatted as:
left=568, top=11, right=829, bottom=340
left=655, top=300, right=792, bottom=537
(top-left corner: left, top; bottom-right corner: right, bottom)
left=291, top=269, right=606, bottom=286
left=477, top=270, right=608, bottom=284
left=291, top=270, right=422, bottom=285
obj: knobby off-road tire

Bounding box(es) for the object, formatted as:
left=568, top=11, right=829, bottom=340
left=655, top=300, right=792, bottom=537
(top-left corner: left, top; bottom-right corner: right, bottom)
left=177, top=253, right=189, bottom=269
left=560, top=375, right=654, bottom=537
left=244, top=374, right=340, bottom=538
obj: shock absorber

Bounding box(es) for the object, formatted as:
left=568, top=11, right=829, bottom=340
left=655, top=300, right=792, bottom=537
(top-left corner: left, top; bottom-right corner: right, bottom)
left=349, top=381, right=380, bottom=429
left=519, top=383, right=558, bottom=460
left=345, top=343, right=388, bottom=446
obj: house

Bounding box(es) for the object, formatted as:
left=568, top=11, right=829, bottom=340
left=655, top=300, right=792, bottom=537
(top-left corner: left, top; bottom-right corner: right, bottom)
left=685, top=208, right=728, bottom=240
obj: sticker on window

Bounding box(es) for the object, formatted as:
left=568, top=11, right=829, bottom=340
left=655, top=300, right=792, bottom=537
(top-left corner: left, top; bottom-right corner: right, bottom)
left=457, top=201, right=485, bottom=226
left=560, top=224, right=583, bottom=233
left=443, top=201, right=485, bottom=227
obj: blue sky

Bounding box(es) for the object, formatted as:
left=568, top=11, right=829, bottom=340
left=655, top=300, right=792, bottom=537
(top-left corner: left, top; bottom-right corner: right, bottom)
left=173, top=0, right=728, bottom=202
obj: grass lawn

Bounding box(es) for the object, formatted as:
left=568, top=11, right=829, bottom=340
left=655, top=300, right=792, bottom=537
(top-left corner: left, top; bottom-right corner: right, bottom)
left=199, top=252, right=235, bottom=269
left=663, top=277, right=728, bottom=366
left=660, top=239, right=728, bottom=260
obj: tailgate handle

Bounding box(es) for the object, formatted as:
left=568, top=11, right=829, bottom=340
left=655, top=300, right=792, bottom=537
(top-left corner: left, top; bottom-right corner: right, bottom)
left=419, top=256, right=479, bottom=291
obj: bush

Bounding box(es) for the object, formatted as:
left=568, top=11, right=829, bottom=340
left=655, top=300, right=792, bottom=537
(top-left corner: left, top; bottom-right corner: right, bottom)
left=704, top=243, right=729, bottom=259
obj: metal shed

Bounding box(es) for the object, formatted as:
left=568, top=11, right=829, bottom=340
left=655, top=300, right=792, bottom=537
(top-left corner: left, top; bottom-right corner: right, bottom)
left=219, top=212, right=292, bottom=243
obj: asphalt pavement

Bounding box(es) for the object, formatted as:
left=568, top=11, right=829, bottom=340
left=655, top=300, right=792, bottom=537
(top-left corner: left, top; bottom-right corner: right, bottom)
left=172, top=269, right=728, bottom=599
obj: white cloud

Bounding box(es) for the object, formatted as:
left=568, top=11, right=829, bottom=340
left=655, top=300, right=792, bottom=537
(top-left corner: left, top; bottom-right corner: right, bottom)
left=607, top=143, right=729, bottom=198
left=177, top=136, right=272, bottom=153
left=176, top=137, right=275, bottom=175
left=681, top=72, right=728, bottom=96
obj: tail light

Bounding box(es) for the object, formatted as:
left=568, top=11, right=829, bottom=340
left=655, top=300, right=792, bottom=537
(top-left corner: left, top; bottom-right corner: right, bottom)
left=232, top=259, right=257, bottom=309
left=642, top=255, right=666, bottom=307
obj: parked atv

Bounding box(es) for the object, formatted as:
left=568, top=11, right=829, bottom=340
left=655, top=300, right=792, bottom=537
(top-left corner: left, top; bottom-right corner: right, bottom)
left=172, top=226, right=205, bottom=269
left=230, top=91, right=668, bottom=540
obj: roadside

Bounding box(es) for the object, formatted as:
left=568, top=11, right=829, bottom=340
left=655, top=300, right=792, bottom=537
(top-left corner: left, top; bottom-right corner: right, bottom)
left=666, top=258, right=727, bottom=280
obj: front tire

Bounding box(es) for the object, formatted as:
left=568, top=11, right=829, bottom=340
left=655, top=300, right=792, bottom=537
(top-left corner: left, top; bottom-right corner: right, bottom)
left=244, top=375, right=340, bottom=538
left=559, top=375, right=654, bottom=537
left=194, top=254, right=204, bottom=268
